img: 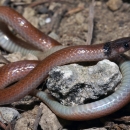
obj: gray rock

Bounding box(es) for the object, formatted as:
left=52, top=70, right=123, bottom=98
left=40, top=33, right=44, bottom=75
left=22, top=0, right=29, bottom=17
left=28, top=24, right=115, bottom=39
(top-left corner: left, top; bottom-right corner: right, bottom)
left=47, top=60, right=122, bottom=106
left=0, top=107, right=20, bottom=123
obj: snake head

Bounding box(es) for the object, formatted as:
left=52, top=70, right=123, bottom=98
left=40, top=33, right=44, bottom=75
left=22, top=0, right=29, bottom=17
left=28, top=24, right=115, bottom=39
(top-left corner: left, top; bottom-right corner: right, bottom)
left=103, top=37, right=130, bottom=57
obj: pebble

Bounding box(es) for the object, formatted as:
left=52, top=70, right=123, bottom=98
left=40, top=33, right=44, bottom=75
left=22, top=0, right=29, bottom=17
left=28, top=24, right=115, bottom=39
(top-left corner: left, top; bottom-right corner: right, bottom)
left=38, top=14, right=48, bottom=27
left=35, top=5, right=48, bottom=14
left=106, top=0, right=123, bottom=11
left=49, top=2, right=61, bottom=10
left=0, top=107, right=20, bottom=123
left=75, top=12, right=85, bottom=24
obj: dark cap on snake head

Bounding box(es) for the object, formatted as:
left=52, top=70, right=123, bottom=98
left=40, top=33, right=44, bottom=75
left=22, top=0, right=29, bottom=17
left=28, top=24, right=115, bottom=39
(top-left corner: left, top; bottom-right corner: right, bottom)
left=103, top=37, right=130, bottom=57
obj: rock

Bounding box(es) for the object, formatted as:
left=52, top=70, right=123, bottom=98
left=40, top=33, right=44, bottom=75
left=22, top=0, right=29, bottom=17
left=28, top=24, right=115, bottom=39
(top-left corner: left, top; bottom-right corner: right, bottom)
left=106, top=0, right=123, bottom=11
left=38, top=14, right=48, bottom=27
left=47, top=60, right=122, bottom=106
left=35, top=5, right=48, bottom=14
left=0, top=107, right=20, bottom=123
left=39, top=103, right=63, bottom=130
left=16, top=6, right=24, bottom=14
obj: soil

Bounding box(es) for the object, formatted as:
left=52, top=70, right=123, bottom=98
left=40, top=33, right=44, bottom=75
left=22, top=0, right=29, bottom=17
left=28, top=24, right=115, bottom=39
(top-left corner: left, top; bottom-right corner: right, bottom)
left=0, top=0, right=130, bottom=130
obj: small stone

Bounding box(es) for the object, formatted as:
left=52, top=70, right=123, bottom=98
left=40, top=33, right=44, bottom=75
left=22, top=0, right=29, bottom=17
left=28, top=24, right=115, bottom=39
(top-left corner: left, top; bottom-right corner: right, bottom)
left=16, top=6, right=24, bottom=14
left=38, top=14, right=48, bottom=27
left=45, top=17, right=51, bottom=23
left=25, top=0, right=32, bottom=4
left=107, top=0, right=123, bottom=11
left=75, top=12, right=85, bottom=24
left=36, top=5, right=48, bottom=14
left=47, top=60, right=122, bottom=106
left=82, top=23, right=88, bottom=31
left=0, top=107, right=20, bottom=123
left=4, top=52, right=23, bottom=62
left=78, top=2, right=85, bottom=8
left=23, top=7, right=35, bottom=18
left=49, top=2, right=61, bottom=10
left=22, top=53, right=38, bottom=60
left=96, top=1, right=102, bottom=6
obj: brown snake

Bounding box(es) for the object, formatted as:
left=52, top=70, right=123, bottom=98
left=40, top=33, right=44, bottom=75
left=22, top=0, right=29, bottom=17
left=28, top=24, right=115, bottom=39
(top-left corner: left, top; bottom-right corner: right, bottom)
left=0, top=6, right=130, bottom=120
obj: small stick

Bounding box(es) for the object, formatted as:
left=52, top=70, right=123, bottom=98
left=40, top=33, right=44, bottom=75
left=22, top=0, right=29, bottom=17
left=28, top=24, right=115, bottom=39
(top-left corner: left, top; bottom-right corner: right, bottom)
left=28, top=0, right=72, bottom=8
left=86, top=0, right=95, bottom=45
left=0, top=121, right=7, bottom=130
left=33, top=107, right=42, bottom=130
left=65, top=6, right=84, bottom=16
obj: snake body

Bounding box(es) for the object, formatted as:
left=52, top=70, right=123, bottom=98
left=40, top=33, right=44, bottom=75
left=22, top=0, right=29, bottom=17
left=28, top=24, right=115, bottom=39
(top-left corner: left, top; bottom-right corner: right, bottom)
left=0, top=7, right=60, bottom=50
left=0, top=6, right=130, bottom=120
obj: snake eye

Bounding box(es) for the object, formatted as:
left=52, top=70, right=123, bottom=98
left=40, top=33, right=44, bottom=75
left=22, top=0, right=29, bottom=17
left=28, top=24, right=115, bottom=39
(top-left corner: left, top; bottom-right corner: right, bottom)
left=124, top=43, right=129, bottom=48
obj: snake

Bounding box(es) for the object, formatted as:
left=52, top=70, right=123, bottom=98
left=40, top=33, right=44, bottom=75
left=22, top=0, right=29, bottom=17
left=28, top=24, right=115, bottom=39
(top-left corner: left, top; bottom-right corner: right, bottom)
left=0, top=6, right=130, bottom=120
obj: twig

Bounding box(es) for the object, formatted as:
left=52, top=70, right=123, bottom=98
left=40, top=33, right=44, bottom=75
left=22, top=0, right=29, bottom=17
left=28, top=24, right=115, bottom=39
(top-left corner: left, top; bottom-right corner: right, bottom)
left=0, top=121, right=7, bottom=130
left=42, top=5, right=66, bottom=34
left=28, top=0, right=73, bottom=8
left=33, top=107, right=42, bottom=130
left=86, top=0, right=95, bottom=45
left=51, top=6, right=67, bottom=34
left=12, top=2, right=28, bottom=6
left=65, top=6, right=84, bottom=16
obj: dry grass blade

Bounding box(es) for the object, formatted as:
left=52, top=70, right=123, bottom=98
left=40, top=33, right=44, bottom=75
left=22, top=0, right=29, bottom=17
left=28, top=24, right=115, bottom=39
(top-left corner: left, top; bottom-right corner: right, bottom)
left=86, top=0, right=95, bottom=45
left=28, top=0, right=72, bottom=8
left=45, top=6, right=67, bottom=34
left=65, top=6, right=84, bottom=16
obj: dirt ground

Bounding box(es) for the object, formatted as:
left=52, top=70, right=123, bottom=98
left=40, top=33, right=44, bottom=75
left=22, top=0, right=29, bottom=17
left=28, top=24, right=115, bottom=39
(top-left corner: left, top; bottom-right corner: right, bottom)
left=0, top=0, right=130, bottom=130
